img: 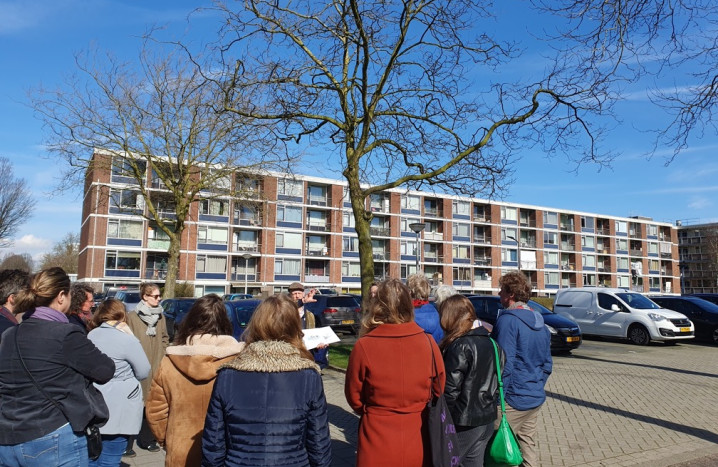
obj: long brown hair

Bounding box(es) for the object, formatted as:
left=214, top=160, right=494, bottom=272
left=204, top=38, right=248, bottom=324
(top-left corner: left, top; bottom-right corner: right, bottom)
left=360, top=278, right=414, bottom=336
left=242, top=294, right=313, bottom=361
left=439, top=295, right=476, bottom=350
left=13, top=267, right=71, bottom=315
left=89, top=299, right=127, bottom=330
left=174, top=294, right=233, bottom=344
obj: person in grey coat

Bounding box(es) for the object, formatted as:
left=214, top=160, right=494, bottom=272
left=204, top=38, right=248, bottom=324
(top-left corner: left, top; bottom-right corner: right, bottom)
left=88, top=299, right=151, bottom=467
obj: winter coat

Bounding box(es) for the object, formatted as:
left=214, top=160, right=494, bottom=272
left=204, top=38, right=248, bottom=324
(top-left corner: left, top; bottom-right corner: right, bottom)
left=491, top=304, right=552, bottom=411
left=0, top=317, right=115, bottom=444
left=0, top=306, right=17, bottom=342
left=442, top=327, right=504, bottom=427
left=414, top=302, right=444, bottom=343
left=202, top=340, right=331, bottom=467
left=147, top=334, right=244, bottom=467
left=87, top=323, right=151, bottom=435
left=126, top=309, right=170, bottom=402
left=345, top=321, right=445, bottom=467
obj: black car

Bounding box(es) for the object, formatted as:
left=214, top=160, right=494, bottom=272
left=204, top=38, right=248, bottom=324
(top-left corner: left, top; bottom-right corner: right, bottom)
left=303, top=294, right=362, bottom=334
left=650, top=295, right=718, bottom=344
left=224, top=299, right=263, bottom=339
left=687, top=293, right=718, bottom=307
left=161, top=298, right=198, bottom=341
left=467, top=295, right=582, bottom=352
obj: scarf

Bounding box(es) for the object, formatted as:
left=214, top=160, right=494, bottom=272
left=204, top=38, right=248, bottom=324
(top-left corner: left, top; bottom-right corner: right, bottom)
left=413, top=299, right=429, bottom=308
left=29, top=306, right=69, bottom=323
left=103, top=320, right=135, bottom=336
left=135, top=300, right=163, bottom=336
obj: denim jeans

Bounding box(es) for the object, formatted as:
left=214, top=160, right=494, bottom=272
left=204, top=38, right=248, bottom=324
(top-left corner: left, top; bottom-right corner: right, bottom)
left=88, top=435, right=128, bottom=467
left=0, top=422, right=88, bottom=467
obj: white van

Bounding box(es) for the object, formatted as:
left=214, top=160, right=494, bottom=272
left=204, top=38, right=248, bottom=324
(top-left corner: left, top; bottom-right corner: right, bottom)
left=553, top=287, right=694, bottom=345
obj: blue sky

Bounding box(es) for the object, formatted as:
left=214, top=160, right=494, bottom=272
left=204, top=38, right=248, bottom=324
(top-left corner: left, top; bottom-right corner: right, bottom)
left=1, top=0, right=717, bottom=263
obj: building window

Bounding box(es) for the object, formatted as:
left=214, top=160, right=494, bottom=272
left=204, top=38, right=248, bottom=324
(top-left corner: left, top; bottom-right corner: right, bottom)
left=581, top=236, right=595, bottom=249
left=200, top=199, right=228, bottom=216
left=501, top=227, right=517, bottom=242
left=343, top=236, right=359, bottom=252
left=400, top=217, right=421, bottom=232
left=105, top=251, right=141, bottom=270
left=502, top=248, right=517, bottom=262
left=342, top=211, right=356, bottom=228
left=401, top=240, right=418, bottom=256
left=616, top=238, right=628, bottom=251
left=401, top=194, right=421, bottom=210
left=452, top=223, right=470, bottom=238
left=342, top=261, right=361, bottom=277
left=453, top=267, right=471, bottom=281
left=276, top=258, right=301, bottom=275
left=582, top=255, right=596, bottom=268
left=107, top=219, right=143, bottom=240
left=500, top=206, right=517, bottom=221
left=544, top=211, right=558, bottom=225
left=544, top=231, right=558, bottom=246
left=198, top=226, right=228, bottom=245
left=196, top=255, right=227, bottom=273
left=278, top=178, right=303, bottom=197
left=111, top=157, right=146, bottom=178
left=544, top=251, right=559, bottom=266
left=276, top=232, right=302, bottom=249
left=545, top=272, right=559, bottom=285
left=616, top=221, right=628, bottom=234
left=452, top=245, right=470, bottom=259
left=234, top=230, right=257, bottom=248
left=110, top=189, right=145, bottom=210
left=618, top=275, right=630, bottom=288
left=648, top=242, right=659, bottom=255
left=277, top=205, right=303, bottom=223
left=647, top=224, right=658, bottom=236
left=581, top=216, right=595, bottom=230
left=452, top=200, right=470, bottom=217
left=617, top=257, right=629, bottom=270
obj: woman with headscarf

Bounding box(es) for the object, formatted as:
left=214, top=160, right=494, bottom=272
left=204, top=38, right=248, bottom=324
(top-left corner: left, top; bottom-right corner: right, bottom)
left=125, top=282, right=169, bottom=455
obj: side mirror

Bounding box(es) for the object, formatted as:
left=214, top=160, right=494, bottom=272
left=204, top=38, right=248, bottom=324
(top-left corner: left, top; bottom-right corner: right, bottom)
left=611, top=304, right=622, bottom=312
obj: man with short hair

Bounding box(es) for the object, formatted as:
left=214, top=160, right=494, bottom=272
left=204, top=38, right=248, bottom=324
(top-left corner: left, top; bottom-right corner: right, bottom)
left=288, top=282, right=329, bottom=369
left=491, top=271, right=552, bottom=467
left=0, top=269, right=30, bottom=339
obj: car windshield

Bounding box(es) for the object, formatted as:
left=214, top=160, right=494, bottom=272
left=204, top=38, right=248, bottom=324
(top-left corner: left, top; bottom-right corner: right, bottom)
left=615, top=293, right=661, bottom=309
left=327, top=297, right=360, bottom=308
left=527, top=300, right=553, bottom=315
left=124, top=292, right=141, bottom=303
left=176, top=300, right=195, bottom=314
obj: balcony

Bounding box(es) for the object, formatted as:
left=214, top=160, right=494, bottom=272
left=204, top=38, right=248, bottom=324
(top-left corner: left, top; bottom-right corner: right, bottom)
left=424, top=254, right=443, bottom=263
left=305, top=274, right=330, bottom=283
left=425, top=231, right=443, bottom=241
left=474, top=234, right=491, bottom=244
left=307, top=194, right=328, bottom=206
left=306, top=247, right=329, bottom=256
left=147, top=238, right=170, bottom=250
left=307, top=222, right=331, bottom=232
left=370, top=226, right=391, bottom=236
left=560, top=223, right=575, bottom=231
left=144, top=268, right=168, bottom=280
left=629, top=249, right=643, bottom=256
left=234, top=243, right=260, bottom=253
left=520, top=239, right=537, bottom=248
left=560, top=263, right=576, bottom=271
left=424, top=207, right=439, bottom=216
left=474, top=257, right=491, bottom=266
left=372, top=251, right=388, bottom=261
left=596, top=226, right=610, bottom=236
left=236, top=216, right=262, bottom=227
left=474, top=278, right=492, bottom=288
left=560, top=242, right=575, bottom=250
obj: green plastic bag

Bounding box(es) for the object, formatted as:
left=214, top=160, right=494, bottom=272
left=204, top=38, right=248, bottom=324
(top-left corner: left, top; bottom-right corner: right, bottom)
left=485, top=338, right=523, bottom=466
left=485, top=413, right=523, bottom=466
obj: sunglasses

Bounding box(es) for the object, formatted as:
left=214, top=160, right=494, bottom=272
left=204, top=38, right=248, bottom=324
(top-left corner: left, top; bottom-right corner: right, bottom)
left=146, top=294, right=161, bottom=299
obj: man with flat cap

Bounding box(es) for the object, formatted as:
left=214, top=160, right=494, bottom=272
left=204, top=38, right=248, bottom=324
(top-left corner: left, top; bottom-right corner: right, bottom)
left=288, top=282, right=329, bottom=369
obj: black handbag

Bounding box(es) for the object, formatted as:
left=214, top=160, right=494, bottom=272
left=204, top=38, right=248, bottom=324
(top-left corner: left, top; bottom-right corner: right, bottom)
left=425, top=334, right=461, bottom=467
left=14, top=326, right=104, bottom=461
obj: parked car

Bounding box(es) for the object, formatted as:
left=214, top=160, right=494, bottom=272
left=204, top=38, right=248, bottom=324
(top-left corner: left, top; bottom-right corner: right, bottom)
left=114, top=289, right=142, bottom=312
left=224, top=299, right=263, bottom=339
left=650, top=295, right=718, bottom=344
left=466, top=295, right=582, bottom=352
left=303, top=294, right=362, bottom=334
left=305, top=288, right=338, bottom=296
left=160, top=298, right=198, bottom=341
left=223, top=293, right=253, bottom=301
left=686, top=293, right=718, bottom=307
left=554, top=287, right=693, bottom=345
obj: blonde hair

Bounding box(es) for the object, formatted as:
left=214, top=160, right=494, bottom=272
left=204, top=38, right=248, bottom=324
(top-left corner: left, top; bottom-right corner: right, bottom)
left=407, top=273, right=430, bottom=300
left=13, top=267, right=71, bottom=315
left=360, top=278, right=414, bottom=336
left=242, top=294, right=313, bottom=361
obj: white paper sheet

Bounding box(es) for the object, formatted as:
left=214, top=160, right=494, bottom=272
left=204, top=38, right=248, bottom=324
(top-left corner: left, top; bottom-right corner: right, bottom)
left=302, top=326, right=340, bottom=350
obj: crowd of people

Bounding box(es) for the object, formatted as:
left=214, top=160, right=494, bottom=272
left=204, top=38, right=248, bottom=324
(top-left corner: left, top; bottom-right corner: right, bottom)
left=0, top=267, right=551, bottom=467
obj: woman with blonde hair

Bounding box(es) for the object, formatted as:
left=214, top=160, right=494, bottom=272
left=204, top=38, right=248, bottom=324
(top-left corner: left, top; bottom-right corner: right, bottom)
left=345, top=278, right=444, bottom=467
left=147, top=294, right=244, bottom=466
left=87, top=299, right=151, bottom=467
left=202, top=294, right=331, bottom=466
left=439, top=295, right=503, bottom=466
left=0, top=267, right=114, bottom=466
left=408, top=273, right=443, bottom=343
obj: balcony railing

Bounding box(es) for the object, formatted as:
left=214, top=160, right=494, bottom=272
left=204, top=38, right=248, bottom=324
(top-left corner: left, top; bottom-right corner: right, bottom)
left=306, top=247, right=329, bottom=256
left=307, top=194, right=328, bottom=206
left=370, top=226, right=391, bottom=236
left=425, top=231, right=443, bottom=241
left=424, top=207, right=439, bottom=216
left=372, top=251, right=388, bottom=260
left=474, top=257, right=491, bottom=266
left=560, top=223, right=575, bottom=231
left=307, top=222, right=330, bottom=232
left=520, top=239, right=537, bottom=248
left=234, top=243, right=260, bottom=253
left=629, top=249, right=643, bottom=256
left=304, top=274, right=330, bottom=283
left=560, top=263, right=576, bottom=270
left=144, top=268, right=167, bottom=280
left=560, top=242, right=575, bottom=250
left=596, top=227, right=611, bottom=235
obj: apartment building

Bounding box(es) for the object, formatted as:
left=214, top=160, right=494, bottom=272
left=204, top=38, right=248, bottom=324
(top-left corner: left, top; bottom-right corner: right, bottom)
left=677, top=221, right=718, bottom=294
left=77, top=152, right=681, bottom=296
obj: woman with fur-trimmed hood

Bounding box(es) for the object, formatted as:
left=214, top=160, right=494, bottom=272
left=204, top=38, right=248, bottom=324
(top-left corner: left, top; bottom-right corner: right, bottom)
left=146, top=294, right=244, bottom=466
left=202, top=294, right=332, bottom=467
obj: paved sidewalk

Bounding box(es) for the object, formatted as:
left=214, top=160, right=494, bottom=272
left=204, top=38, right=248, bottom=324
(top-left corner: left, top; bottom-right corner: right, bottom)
left=124, top=339, right=718, bottom=466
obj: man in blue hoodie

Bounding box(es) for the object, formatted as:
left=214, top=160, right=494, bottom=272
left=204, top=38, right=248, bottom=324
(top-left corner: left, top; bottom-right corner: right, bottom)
left=491, top=271, right=552, bottom=467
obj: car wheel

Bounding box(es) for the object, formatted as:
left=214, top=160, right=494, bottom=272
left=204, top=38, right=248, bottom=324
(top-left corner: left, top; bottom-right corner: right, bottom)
left=712, top=327, right=718, bottom=345
left=628, top=324, right=650, bottom=345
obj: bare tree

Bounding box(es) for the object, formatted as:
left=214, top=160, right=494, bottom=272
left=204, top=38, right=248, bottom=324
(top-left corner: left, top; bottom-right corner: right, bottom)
left=211, top=0, right=631, bottom=295
left=32, top=42, right=287, bottom=297
left=40, top=233, right=80, bottom=274
left=0, top=253, right=34, bottom=273
left=0, top=157, right=36, bottom=248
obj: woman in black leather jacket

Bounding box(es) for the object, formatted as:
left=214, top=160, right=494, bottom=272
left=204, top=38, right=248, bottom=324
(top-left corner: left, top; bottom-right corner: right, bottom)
left=439, top=295, right=504, bottom=467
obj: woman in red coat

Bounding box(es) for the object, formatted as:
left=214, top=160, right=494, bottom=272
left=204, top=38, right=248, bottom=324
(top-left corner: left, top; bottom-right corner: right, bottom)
left=345, top=278, right=445, bottom=467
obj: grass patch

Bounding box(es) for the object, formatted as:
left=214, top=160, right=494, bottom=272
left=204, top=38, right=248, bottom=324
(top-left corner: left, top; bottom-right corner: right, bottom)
left=329, top=343, right=354, bottom=370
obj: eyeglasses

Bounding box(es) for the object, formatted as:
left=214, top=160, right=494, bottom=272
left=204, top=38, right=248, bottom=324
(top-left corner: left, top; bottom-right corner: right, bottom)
left=146, top=294, right=161, bottom=299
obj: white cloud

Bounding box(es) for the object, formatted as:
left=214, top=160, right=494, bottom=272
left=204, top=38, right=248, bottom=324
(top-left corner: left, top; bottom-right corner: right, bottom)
left=687, top=196, right=713, bottom=211
left=0, top=234, right=52, bottom=263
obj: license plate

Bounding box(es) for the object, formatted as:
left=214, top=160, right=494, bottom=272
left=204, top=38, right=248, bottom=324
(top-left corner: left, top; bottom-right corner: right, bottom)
left=341, top=320, right=355, bottom=325
left=566, top=336, right=580, bottom=343
left=680, top=327, right=690, bottom=333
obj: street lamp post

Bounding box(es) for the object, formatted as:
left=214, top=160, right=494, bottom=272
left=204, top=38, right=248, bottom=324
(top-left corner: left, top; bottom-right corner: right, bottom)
left=507, top=234, right=521, bottom=272
left=409, top=222, right=426, bottom=274
left=242, top=253, right=253, bottom=295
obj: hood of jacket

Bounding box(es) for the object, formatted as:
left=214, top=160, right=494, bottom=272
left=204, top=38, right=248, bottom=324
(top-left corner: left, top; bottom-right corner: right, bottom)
left=502, top=305, right=545, bottom=331
left=166, top=334, right=244, bottom=382
left=221, top=340, right=320, bottom=374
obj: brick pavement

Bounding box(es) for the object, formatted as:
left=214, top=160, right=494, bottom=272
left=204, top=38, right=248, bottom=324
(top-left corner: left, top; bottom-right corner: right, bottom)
left=123, top=339, right=718, bottom=466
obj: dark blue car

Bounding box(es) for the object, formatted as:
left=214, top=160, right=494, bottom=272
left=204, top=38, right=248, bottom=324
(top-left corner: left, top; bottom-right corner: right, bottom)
left=161, top=298, right=198, bottom=341
left=224, top=299, right=263, bottom=339
left=467, top=295, right=582, bottom=352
